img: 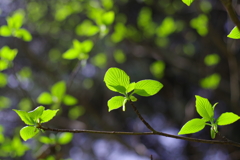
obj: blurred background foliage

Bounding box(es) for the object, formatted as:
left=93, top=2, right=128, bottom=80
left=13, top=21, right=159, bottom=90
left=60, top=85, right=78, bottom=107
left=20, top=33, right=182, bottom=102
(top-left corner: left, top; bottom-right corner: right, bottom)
left=0, top=0, right=240, bottom=159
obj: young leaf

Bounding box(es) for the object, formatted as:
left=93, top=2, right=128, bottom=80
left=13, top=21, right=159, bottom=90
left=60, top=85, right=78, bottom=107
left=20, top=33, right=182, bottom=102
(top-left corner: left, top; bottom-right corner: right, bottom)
left=40, top=109, right=59, bottom=123
left=227, top=26, right=240, bottom=39
left=195, top=95, right=214, bottom=121
left=127, top=82, right=135, bottom=93
left=28, top=106, right=45, bottom=122
left=216, top=112, right=240, bottom=125
left=81, top=40, right=94, bottom=53
left=37, top=92, right=53, bottom=105
left=104, top=68, right=130, bottom=94
left=178, top=118, right=206, bottom=135
left=134, top=80, right=163, bottom=96
left=182, top=0, right=195, bottom=6
left=102, top=11, right=115, bottom=25
left=62, top=48, right=79, bottom=60
left=13, top=109, right=34, bottom=125
left=107, top=96, right=126, bottom=112
left=51, top=81, right=66, bottom=101
left=20, top=126, right=39, bottom=141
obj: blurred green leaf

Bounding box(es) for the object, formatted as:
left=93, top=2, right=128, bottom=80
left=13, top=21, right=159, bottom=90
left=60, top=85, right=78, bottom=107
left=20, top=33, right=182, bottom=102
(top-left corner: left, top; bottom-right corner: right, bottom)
left=0, top=72, right=8, bottom=87
left=20, top=126, right=39, bottom=141
left=102, top=11, right=115, bottom=25
left=200, top=73, right=221, bottom=89
left=14, top=28, right=32, bottom=41
left=63, top=95, right=78, bottom=106
left=68, top=106, right=85, bottom=119
left=227, top=26, right=240, bottom=39
left=18, top=98, right=32, bottom=111
left=178, top=118, right=206, bottom=134
left=156, top=17, right=176, bottom=37
left=91, top=53, right=107, bottom=68
left=81, top=40, right=94, bottom=53
left=51, top=81, right=66, bottom=102
left=113, top=50, right=126, bottom=64
left=37, top=92, right=53, bottom=105
left=101, top=0, right=113, bottom=9
left=182, top=0, right=194, bottom=6
left=217, top=112, right=240, bottom=125
left=0, top=96, right=11, bottom=109
left=62, top=48, right=79, bottom=60
left=0, top=46, right=18, bottom=61
left=39, top=136, right=54, bottom=144
left=76, top=20, right=99, bottom=36
left=108, top=96, right=126, bottom=112
left=0, top=60, right=9, bottom=71
left=0, top=25, right=11, bottom=36
left=204, top=54, right=220, bottom=66
left=150, top=61, right=165, bottom=79
left=190, top=14, right=208, bottom=36
left=7, top=10, right=25, bottom=29
left=134, top=80, right=163, bottom=96
left=58, top=133, right=73, bottom=144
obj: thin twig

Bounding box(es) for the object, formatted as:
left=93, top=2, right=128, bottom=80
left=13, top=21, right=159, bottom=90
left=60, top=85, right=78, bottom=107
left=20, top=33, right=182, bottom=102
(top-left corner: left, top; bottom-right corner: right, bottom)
left=37, top=125, right=240, bottom=147
left=129, top=101, right=156, bottom=132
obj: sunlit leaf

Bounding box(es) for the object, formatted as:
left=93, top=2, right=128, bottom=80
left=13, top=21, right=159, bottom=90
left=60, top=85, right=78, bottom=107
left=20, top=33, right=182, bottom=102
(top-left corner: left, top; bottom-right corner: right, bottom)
left=108, top=96, right=126, bottom=111
left=104, top=68, right=130, bottom=94
left=113, top=50, right=126, bottom=64
left=20, top=126, right=39, bottom=141
left=204, top=54, right=220, bottom=66
left=127, top=82, right=135, bottom=93
left=0, top=60, right=9, bottom=71
left=227, top=26, right=240, bottom=39
left=91, top=53, right=107, bottom=68
left=81, top=40, right=94, bottom=53
left=13, top=109, right=34, bottom=125
left=0, top=46, right=18, bottom=61
left=62, top=48, right=79, bottom=60
left=134, top=80, right=163, bottom=96
left=217, top=112, right=240, bottom=125
left=182, top=0, right=195, bottom=6
left=14, top=28, right=32, bottom=41
left=28, top=106, right=45, bottom=122
left=40, top=109, right=59, bottom=123
left=195, top=95, right=214, bottom=121
left=178, top=118, right=206, bottom=134
left=200, top=73, right=221, bottom=89
left=150, top=61, right=165, bottom=78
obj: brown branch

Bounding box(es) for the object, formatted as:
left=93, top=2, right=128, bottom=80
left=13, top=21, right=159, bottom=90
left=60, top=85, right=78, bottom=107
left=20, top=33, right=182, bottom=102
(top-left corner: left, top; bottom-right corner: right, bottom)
left=37, top=125, right=240, bottom=147
left=220, top=0, right=240, bottom=31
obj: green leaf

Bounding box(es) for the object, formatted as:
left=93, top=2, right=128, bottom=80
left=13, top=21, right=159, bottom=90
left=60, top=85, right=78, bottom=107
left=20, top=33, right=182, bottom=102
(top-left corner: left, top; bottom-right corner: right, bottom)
left=0, top=46, right=18, bottom=61
left=37, top=92, right=53, bottom=105
left=7, top=10, right=24, bottom=29
left=134, top=80, right=163, bottom=96
left=73, top=39, right=82, bottom=50
left=0, top=72, right=8, bottom=87
left=178, top=118, right=206, bottom=135
left=127, top=82, right=135, bottom=93
left=14, top=29, right=32, bottom=41
left=39, top=136, right=54, bottom=144
left=227, top=26, right=240, bottom=39
left=130, top=95, right=137, bottom=102
left=68, top=106, right=85, bottom=120
left=28, top=106, right=45, bottom=122
left=0, top=25, right=12, bottom=36
left=40, top=109, right=59, bottom=123
left=0, top=60, right=9, bottom=71
left=216, top=112, right=240, bottom=125
left=182, top=0, right=195, bottom=6
left=81, top=40, right=94, bottom=53
left=107, top=96, right=126, bottom=112
left=62, top=48, right=79, bottom=60
left=195, top=95, right=214, bottom=121
left=20, top=126, right=39, bottom=141
left=51, top=81, right=66, bottom=102
left=13, top=109, right=34, bottom=125
left=57, top=133, right=73, bottom=144
left=102, top=11, right=115, bottom=25
left=200, top=73, right=221, bottom=89
left=104, top=68, right=130, bottom=94
left=63, top=95, right=78, bottom=106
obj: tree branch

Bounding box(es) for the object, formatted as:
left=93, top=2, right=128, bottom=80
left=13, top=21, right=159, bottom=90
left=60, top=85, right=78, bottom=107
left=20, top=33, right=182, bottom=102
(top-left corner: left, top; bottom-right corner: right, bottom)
left=37, top=125, right=240, bottom=147
left=220, top=0, right=240, bottom=31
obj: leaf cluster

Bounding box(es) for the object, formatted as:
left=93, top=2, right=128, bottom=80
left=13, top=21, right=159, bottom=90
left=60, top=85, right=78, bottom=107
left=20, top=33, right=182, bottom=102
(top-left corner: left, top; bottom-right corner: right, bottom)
left=104, top=67, right=163, bottom=111
left=178, top=96, right=240, bottom=139
left=13, top=106, right=59, bottom=141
